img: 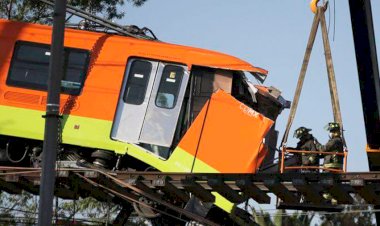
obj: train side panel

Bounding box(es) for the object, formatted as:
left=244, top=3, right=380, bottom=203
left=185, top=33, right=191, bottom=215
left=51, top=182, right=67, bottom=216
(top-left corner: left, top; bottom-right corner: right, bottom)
left=0, top=19, right=274, bottom=172
left=0, top=19, right=280, bottom=216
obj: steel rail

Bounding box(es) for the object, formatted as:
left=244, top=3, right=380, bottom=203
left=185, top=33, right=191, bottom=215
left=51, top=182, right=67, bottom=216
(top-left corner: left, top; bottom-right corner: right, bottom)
left=97, top=172, right=220, bottom=226
left=74, top=173, right=191, bottom=225
left=3, top=166, right=380, bottom=181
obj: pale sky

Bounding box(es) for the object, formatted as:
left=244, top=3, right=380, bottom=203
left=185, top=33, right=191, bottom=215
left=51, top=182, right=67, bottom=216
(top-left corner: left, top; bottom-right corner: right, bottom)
left=120, top=1, right=380, bottom=172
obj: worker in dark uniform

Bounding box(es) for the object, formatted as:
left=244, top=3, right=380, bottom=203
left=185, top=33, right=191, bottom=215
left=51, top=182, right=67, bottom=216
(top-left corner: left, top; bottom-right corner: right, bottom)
left=316, top=122, right=345, bottom=205
left=288, top=127, right=319, bottom=204
left=316, top=122, right=344, bottom=170
left=292, top=127, right=319, bottom=169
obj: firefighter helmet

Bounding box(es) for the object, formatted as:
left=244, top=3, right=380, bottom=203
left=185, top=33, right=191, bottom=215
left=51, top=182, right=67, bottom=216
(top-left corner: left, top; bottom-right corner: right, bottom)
left=293, top=127, right=312, bottom=139
left=324, top=122, right=340, bottom=132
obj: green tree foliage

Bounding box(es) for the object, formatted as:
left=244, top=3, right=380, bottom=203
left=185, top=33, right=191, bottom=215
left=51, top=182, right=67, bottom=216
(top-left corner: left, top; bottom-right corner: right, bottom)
left=251, top=196, right=374, bottom=226
left=253, top=209, right=278, bottom=226
left=319, top=195, right=374, bottom=226
left=0, top=0, right=147, bottom=23
left=252, top=209, right=315, bottom=226
left=0, top=192, right=149, bottom=225
left=0, top=192, right=38, bottom=225
left=58, top=197, right=120, bottom=223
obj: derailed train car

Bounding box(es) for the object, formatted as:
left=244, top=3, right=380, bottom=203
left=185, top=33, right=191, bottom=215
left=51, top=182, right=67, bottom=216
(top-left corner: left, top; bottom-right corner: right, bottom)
left=0, top=19, right=288, bottom=219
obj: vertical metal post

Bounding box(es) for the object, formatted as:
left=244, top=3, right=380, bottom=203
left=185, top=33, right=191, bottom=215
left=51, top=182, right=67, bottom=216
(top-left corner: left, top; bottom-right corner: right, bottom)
left=280, top=148, right=285, bottom=173
left=7, top=0, right=14, bottom=19
left=348, top=0, right=380, bottom=224
left=37, top=0, right=67, bottom=225
left=348, top=0, right=380, bottom=152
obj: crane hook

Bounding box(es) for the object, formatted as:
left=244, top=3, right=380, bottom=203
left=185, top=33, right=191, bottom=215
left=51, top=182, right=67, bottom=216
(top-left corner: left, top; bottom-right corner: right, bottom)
left=310, top=0, right=328, bottom=14
left=310, top=0, right=320, bottom=14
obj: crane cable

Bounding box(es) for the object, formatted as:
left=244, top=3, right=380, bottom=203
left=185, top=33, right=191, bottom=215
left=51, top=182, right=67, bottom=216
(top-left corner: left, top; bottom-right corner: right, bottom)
left=280, top=1, right=346, bottom=149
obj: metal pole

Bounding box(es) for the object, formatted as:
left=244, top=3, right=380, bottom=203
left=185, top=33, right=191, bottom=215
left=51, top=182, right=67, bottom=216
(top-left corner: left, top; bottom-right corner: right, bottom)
left=37, top=0, right=67, bottom=225
left=348, top=0, right=380, bottom=152
left=349, top=0, right=380, bottom=224
left=7, top=0, right=13, bottom=19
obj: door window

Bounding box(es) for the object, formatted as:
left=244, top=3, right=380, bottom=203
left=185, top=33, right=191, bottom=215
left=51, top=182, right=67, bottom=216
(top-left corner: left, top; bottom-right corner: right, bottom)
left=123, top=60, right=153, bottom=105
left=155, top=65, right=184, bottom=109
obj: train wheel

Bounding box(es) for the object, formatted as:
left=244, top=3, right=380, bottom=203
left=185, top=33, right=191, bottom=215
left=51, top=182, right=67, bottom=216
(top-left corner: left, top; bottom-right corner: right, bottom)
left=91, top=149, right=115, bottom=169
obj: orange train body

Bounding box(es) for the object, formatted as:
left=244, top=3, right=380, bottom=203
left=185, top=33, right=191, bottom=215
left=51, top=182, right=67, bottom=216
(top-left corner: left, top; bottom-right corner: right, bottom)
left=0, top=18, right=289, bottom=215
left=0, top=19, right=267, bottom=122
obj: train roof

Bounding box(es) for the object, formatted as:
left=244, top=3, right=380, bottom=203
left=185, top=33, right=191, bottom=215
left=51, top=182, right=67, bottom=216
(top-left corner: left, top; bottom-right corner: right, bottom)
left=0, top=19, right=268, bottom=82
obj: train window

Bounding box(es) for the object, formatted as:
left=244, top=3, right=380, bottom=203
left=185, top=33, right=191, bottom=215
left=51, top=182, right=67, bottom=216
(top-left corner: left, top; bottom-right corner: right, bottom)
left=155, top=65, right=184, bottom=109
left=123, top=60, right=152, bottom=105
left=6, top=41, right=89, bottom=95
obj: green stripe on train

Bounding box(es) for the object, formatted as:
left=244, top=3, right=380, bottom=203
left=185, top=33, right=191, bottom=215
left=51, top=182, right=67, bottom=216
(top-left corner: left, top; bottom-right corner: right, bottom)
left=0, top=105, right=234, bottom=213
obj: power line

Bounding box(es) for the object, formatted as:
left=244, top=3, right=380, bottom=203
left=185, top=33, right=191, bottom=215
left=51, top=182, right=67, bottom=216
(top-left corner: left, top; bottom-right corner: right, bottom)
left=0, top=205, right=37, bottom=215
left=0, top=205, right=107, bottom=224
left=253, top=208, right=376, bottom=217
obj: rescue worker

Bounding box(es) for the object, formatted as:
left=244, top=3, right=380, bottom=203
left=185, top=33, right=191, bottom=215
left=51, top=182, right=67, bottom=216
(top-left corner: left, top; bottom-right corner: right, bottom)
left=316, top=122, right=345, bottom=205
left=316, top=122, right=344, bottom=170
left=288, top=127, right=319, bottom=203
left=292, top=127, right=319, bottom=168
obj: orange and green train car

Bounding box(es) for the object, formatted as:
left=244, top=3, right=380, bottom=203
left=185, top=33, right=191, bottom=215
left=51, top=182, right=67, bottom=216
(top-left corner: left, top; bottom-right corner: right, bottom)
left=0, top=19, right=288, bottom=220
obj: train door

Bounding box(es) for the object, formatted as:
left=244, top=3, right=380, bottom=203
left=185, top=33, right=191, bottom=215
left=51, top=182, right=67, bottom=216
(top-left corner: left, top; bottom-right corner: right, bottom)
left=111, top=58, right=189, bottom=148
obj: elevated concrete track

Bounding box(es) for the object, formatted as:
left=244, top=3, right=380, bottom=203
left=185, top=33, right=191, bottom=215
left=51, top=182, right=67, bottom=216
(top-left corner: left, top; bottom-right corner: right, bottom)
left=0, top=166, right=379, bottom=225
